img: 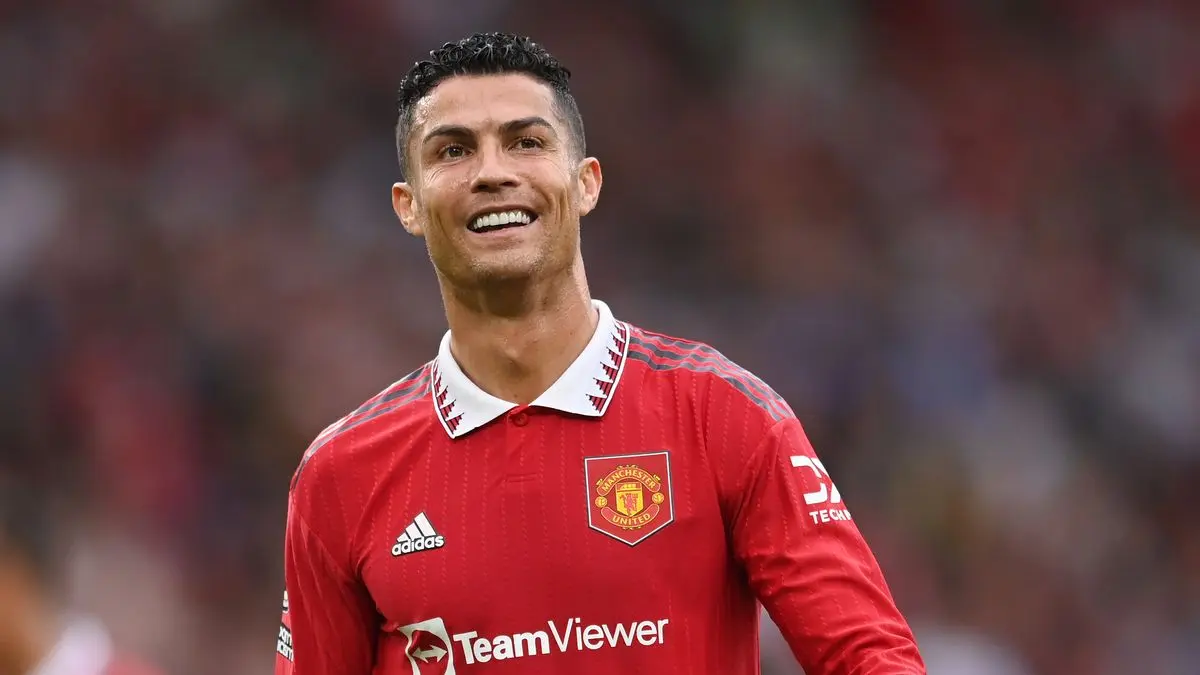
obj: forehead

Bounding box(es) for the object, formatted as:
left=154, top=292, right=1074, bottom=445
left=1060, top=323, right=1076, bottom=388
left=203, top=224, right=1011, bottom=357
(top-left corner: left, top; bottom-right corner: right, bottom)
left=412, top=73, right=560, bottom=134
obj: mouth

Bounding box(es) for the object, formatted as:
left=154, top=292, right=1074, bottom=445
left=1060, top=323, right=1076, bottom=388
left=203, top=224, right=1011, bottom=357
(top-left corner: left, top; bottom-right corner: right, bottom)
left=466, top=208, right=538, bottom=234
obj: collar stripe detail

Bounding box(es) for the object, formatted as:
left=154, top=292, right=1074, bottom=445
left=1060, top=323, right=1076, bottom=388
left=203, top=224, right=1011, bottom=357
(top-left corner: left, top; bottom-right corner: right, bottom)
left=432, top=300, right=628, bottom=438
left=627, top=331, right=793, bottom=422
left=587, top=320, right=629, bottom=415
left=431, top=361, right=464, bottom=436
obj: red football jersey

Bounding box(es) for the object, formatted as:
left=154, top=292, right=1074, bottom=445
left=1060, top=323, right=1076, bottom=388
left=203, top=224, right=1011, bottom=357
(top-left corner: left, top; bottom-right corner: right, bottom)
left=275, top=300, right=925, bottom=674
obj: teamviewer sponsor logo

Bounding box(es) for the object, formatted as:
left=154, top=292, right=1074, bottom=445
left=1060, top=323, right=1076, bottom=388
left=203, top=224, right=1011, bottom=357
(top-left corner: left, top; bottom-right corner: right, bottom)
left=396, top=616, right=668, bottom=670
left=392, top=512, right=446, bottom=557
left=399, top=618, right=455, bottom=674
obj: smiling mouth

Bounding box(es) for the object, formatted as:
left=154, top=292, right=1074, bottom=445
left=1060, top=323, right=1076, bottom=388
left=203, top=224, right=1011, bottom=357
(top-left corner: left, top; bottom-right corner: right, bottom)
left=467, top=209, right=537, bottom=233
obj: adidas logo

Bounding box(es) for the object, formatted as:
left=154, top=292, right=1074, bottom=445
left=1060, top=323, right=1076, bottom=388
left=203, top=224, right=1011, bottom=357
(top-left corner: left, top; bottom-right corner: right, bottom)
left=391, top=512, right=446, bottom=557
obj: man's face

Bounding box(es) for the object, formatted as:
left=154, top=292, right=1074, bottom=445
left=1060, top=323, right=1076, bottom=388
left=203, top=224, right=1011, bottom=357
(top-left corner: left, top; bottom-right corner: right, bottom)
left=392, top=73, right=602, bottom=289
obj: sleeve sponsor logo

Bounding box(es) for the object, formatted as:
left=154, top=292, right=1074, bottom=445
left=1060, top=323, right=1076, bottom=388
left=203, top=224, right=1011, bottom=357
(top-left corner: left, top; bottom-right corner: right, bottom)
left=276, top=624, right=293, bottom=662
left=790, top=455, right=852, bottom=524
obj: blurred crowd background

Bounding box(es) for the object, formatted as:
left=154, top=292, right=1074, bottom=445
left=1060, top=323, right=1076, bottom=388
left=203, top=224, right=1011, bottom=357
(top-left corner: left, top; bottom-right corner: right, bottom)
left=2, top=0, right=1198, bottom=673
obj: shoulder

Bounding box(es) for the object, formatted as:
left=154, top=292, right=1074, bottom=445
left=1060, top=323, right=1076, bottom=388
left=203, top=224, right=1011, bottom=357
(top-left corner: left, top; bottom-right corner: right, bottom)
left=289, top=362, right=434, bottom=494
left=623, top=323, right=795, bottom=425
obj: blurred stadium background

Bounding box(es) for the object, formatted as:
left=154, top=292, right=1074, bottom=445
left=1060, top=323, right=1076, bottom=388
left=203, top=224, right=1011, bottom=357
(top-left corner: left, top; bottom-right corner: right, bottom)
left=2, top=1, right=1199, bottom=673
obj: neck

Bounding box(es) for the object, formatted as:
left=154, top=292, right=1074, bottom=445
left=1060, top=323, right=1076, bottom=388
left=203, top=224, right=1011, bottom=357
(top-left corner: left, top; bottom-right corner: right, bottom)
left=441, top=262, right=597, bottom=404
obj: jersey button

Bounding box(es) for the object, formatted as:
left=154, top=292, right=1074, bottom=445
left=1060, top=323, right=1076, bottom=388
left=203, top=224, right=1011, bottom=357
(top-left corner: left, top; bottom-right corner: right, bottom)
left=511, top=411, right=529, bottom=426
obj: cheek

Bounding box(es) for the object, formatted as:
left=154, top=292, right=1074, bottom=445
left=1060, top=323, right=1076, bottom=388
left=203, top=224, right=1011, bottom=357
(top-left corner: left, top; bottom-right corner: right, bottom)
left=419, top=180, right=466, bottom=229
left=558, top=176, right=579, bottom=213
left=535, top=165, right=577, bottom=210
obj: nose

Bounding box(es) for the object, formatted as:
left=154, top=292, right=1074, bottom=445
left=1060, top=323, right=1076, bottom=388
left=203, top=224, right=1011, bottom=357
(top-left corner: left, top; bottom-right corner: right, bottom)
left=470, top=142, right=520, bottom=193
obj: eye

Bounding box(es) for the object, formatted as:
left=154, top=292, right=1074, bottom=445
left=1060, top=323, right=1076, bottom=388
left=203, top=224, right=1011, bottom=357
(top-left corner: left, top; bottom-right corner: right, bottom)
left=514, top=137, right=543, bottom=150
left=439, top=144, right=467, bottom=160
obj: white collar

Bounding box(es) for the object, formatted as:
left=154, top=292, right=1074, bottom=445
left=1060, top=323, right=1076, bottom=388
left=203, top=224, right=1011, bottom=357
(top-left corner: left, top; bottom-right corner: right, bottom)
left=431, top=299, right=630, bottom=438
left=27, top=616, right=114, bottom=675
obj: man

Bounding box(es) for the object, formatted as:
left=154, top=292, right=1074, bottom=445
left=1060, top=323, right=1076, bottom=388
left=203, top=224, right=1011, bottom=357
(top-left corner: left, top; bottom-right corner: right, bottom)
left=0, top=474, right=161, bottom=675
left=276, top=32, right=925, bottom=674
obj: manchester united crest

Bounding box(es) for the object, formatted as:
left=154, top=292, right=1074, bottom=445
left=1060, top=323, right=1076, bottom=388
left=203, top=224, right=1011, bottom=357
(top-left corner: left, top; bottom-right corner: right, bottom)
left=584, top=451, right=674, bottom=545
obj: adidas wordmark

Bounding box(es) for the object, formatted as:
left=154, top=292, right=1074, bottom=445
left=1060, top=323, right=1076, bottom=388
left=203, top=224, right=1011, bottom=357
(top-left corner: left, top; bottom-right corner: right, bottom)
left=392, top=512, right=446, bottom=557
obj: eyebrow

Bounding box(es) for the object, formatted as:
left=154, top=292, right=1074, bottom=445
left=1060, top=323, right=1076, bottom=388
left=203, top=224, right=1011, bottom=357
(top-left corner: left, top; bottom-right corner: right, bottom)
left=421, top=116, right=557, bottom=146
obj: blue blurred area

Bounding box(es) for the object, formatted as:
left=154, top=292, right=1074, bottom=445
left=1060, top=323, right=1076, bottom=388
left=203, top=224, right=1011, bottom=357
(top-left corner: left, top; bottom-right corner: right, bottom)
left=1, top=1, right=1198, bottom=673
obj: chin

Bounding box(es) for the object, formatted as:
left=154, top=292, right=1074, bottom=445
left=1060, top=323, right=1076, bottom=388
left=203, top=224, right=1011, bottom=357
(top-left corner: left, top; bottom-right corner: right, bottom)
left=469, top=261, right=543, bottom=286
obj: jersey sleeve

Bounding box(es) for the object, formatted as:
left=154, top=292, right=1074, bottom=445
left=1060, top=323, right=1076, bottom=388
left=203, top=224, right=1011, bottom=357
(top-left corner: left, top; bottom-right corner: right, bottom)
left=277, top=492, right=379, bottom=675
left=729, top=416, right=926, bottom=674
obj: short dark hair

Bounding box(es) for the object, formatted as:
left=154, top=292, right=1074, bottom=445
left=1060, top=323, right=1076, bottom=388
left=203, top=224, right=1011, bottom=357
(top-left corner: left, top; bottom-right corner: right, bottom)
left=395, top=32, right=586, bottom=178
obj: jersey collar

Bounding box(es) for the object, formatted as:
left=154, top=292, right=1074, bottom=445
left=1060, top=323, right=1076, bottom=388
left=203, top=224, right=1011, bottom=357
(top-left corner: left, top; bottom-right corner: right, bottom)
left=431, top=299, right=630, bottom=438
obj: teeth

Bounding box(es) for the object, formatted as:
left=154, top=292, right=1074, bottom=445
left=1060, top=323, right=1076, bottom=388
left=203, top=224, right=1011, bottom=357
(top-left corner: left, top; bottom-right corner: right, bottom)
left=469, top=209, right=533, bottom=232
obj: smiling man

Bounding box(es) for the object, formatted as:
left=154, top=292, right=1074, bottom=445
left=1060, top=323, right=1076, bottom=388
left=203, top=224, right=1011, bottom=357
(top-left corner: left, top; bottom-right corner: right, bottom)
left=274, top=32, right=925, bottom=675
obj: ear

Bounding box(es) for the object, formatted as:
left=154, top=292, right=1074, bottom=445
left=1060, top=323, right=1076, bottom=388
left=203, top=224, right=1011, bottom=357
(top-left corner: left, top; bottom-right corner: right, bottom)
left=391, top=182, right=423, bottom=237
left=575, top=157, right=603, bottom=217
